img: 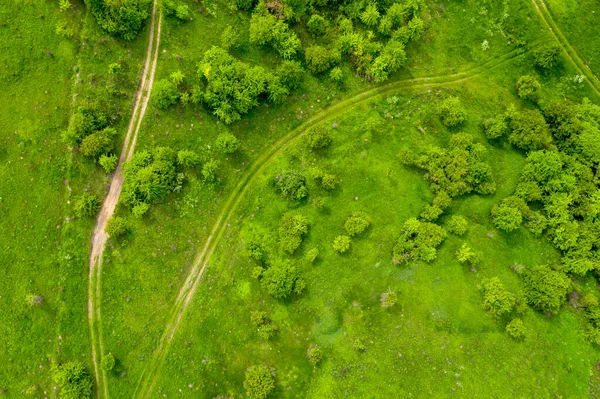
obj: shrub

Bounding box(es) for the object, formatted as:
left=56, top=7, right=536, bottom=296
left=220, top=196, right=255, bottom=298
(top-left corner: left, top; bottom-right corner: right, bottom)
left=307, top=14, right=327, bottom=36
left=260, top=260, right=305, bottom=300
left=523, top=265, right=571, bottom=314
left=505, top=318, right=526, bottom=339
left=491, top=201, right=523, bottom=232
left=306, top=248, right=319, bottom=263
left=507, top=109, right=552, bottom=151
left=202, top=158, right=219, bottom=181
left=481, top=277, right=515, bottom=317
left=332, top=235, right=351, bottom=254
left=221, top=25, right=240, bottom=51
left=344, top=212, right=370, bottom=236
left=52, top=361, right=93, bottom=399
left=250, top=311, right=277, bottom=340
left=80, top=127, right=117, bottom=158
left=456, top=243, right=479, bottom=265
left=63, top=106, right=108, bottom=146
left=276, top=60, right=304, bottom=90
left=483, top=116, right=509, bottom=139
left=99, top=154, right=118, bottom=173
left=74, top=194, right=100, bottom=218
left=360, top=3, right=380, bottom=27
left=305, top=45, right=340, bottom=74
left=88, top=0, right=149, bottom=41
left=307, top=344, right=323, bottom=366
left=320, top=174, right=337, bottom=190
left=132, top=202, right=150, bottom=218
left=276, top=170, right=308, bottom=200
left=353, top=338, right=366, bottom=351
left=329, top=67, right=343, bottom=84
left=393, top=218, right=446, bottom=264
left=447, top=215, right=468, bottom=236
left=380, top=289, right=397, bottom=308
left=106, top=216, right=129, bottom=237
left=516, top=75, right=541, bottom=100
left=152, top=79, right=179, bottom=109
left=177, top=150, right=200, bottom=168
left=101, top=354, right=116, bottom=373
left=249, top=12, right=301, bottom=59
left=244, top=365, right=275, bottom=399
left=215, top=133, right=240, bottom=154
left=305, top=126, right=332, bottom=150
left=533, top=44, right=561, bottom=70
left=279, top=212, right=309, bottom=254
left=438, top=97, right=466, bottom=127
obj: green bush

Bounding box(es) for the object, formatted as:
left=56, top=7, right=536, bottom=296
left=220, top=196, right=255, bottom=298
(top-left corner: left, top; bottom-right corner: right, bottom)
left=392, top=218, right=446, bottom=264
left=306, top=248, right=319, bottom=263
left=307, top=344, right=323, bottom=366
left=132, top=202, right=150, bottom=218
left=344, top=211, right=370, bottom=236
left=305, top=45, right=341, bottom=74
left=106, top=216, right=129, bottom=237
left=481, top=277, right=515, bottom=317
left=249, top=12, right=301, bottom=59
left=523, top=265, right=571, bottom=314
left=307, top=14, right=327, bottom=36
left=456, top=243, right=479, bottom=265
left=276, top=169, right=308, bottom=200
left=221, top=25, right=240, bottom=50
left=332, top=235, right=351, bottom=254
left=305, top=126, right=332, bottom=150
left=507, top=109, right=552, bottom=151
left=491, top=199, right=523, bottom=232
left=202, top=158, right=219, bottom=181
left=74, top=193, right=100, bottom=218
left=447, top=215, right=468, bottom=236
left=244, top=365, right=275, bottom=399
left=99, top=154, right=118, bottom=173
left=250, top=311, right=277, bottom=339
left=483, top=116, right=509, bottom=140
left=438, top=96, right=466, bottom=127
left=215, top=132, right=240, bottom=154
left=533, top=44, right=561, bottom=69
left=51, top=361, right=93, bottom=399
left=330, top=67, right=343, bottom=84
left=101, top=354, right=116, bottom=372
left=152, top=79, right=180, bottom=109
left=276, top=60, right=304, bottom=90
left=177, top=150, right=200, bottom=168
left=88, top=0, right=149, bottom=41
left=63, top=106, right=108, bottom=146
left=260, top=260, right=305, bottom=300
left=505, top=318, right=526, bottom=339
left=279, top=212, right=309, bottom=254
left=360, top=3, right=380, bottom=27
left=79, top=127, right=116, bottom=158
left=516, top=75, right=541, bottom=100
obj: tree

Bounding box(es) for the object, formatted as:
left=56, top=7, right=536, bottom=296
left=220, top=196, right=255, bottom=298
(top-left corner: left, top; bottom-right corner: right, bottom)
left=393, top=218, right=446, bottom=264
left=305, top=45, right=340, bottom=74
left=438, top=96, right=466, bottom=127
left=52, top=361, right=93, bottom=399
left=523, top=265, right=571, bottom=314
left=215, top=132, right=240, bottom=154
left=456, top=243, right=479, bottom=265
left=63, top=106, right=109, bottom=147
left=244, top=365, right=275, bottom=399
left=307, top=344, right=323, bottom=366
left=152, top=79, right=179, bottom=109
left=481, top=277, right=515, bottom=317
left=99, top=154, right=118, bottom=173
left=447, top=215, right=468, bottom=236
left=177, top=150, right=200, bottom=168
left=533, top=44, right=561, bottom=70
left=306, top=248, right=319, bottom=263
left=507, top=109, right=552, bottom=151
left=74, top=193, right=100, bottom=218
left=332, top=235, right=351, bottom=253
left=276, top=60, right=304, bottom=90
left=88, top=0, right=149, bottom=41
left=260, top=260, right=305, bottom=299
left=106, top=216, right=129, bottom=238
left=101, top=354, right=116, bottom=373
left=344, top=212, right=370, bottom=236
left=249, top=12, right=301, bottom=59
left=307, top=14, right=327, bottom=36
left=360, top=3, right=380, bottom=27
left=483, top=116, right=508, bottom=139
left=516, top=75, right=541, bottom=100
left=305, top=126, right=332, bottom=149
left=79, top=127, right=116, bottom=158
left=279, top=212, right=309, bottom=254
left=329, top=67, right=343, bottom=84
left=202, top=158, right=219, bottom=181
left=132, top=202, right=150, bottom=218
left=276, top=169, right=308, bottom=200
left=170, top=70, right=185, bottom=86
left=506, top=318, right=526, bottom=339
left=491, top=201, right=523, bottom=232
left=221, top=25, right=240, bottom=51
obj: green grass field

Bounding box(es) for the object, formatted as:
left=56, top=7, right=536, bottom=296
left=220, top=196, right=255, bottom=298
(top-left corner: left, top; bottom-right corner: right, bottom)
left=2, top=0, right=600, bottom=397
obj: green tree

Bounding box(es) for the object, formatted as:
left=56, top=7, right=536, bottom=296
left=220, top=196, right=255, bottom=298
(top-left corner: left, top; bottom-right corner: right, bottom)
left=491, top=201, right=523, bottom=232
left=276, top=60, right=304, bottom=90
left=332, top=235, right=351, bottom=253
left=152, top=79, right=179, bottom=109
left=170, top=70, right=185, bottom=86
left=221, top=25, right=240, bottom=51
left=244, top=365, right=275, bottom=399
left=506, top=318, right=526, bottom=339
left=177, top=150, right=200, bottom=168
left=438, top=96, right=466, bottom=127
left=507, top=109, right=552, bottom=151
left=329, top=67, right=343, bottom=84
left=99, top=154, right=118, bottom=173
left=481, top=277, right=516, bottom=317
left=360, top=3, right=380, bottom=27
left=106, top=216, right=129, bottom=237
left=202, top=158, right=219, bottom=181
left=260, top=260, right=305, bottom=299
left=79, top=127, right=116, bottom=158
left=393, top=218, right=447, bottom=264
left=88, top=0, right=149, bottom=41
left=305, top=126, right=332, bottom=149
left=456, top=243, right=479, bottom=265
left=516, top=75, right=541, bottom=100
left=279, top=212, right=309, bottom=254
left=52, top=361, right=93, bottom=399
left=215, top=132, right=240, bottom=154
left=101, top=354, right=116, bottom=373
left=305, top=45, right=340, bottom=74
left=307, top=344, right=323, bottom=366
left=344, top=211, right=370, bottom=236
left=483, top=116, right=508, bottom=139
left=307, top=14, right=327, bottom=36
left=523, top=265, right=571, bottom=314
left=74, top=194, right=100, bottom=218
left=276, top=169, right=308, bottom=200
left=533, top=44, right=561, bottom=70
left=447, top=215, right=468, bottom=236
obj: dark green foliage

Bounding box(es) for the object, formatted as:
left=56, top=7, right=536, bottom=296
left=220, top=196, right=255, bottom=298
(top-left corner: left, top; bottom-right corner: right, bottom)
left=276, top=60, right=304, bottom=90
left=438, top=96, right=466, bottom=127
left=369, top=40, right=407, bottom=82
left=483, top=116, right=509, bottom=139
left=344, top=212, right=371, bottom=236
left=329, top=67, right=343, bottom=84
left=234, top=0, right=256, bottom=10
left=244, top=365, right=275, bottom=399
left=63, top=106, right=108, bottom=146
left=152, top=79, right=180, bottom=110
left=79, top=127, right=116, bottom=158
left=276, top=169, right=308, bottom=200
left=279, top=212, right=309, bottom=254
left=132, top=202, right=150, bottom=218
left=533, top=44, right=561, bottom=69
left=392, top=218, right=446, bottom=264
left=360, top=3, right=380, bottom=27
left=516, top=75, right=541, bottom=100
left=307, top=344, right=323, bottom=366
left=249, top=10, right=301, bottom=59
left=99, top=154, right=118, bottom=173
left=332, top=235, right=351, bottom=253
left=106, top=216, right=129, bottom=238
left=101, top=353, right=116, bottom=372
left=215, top=132, right=240, bottom=154
left=506, top=318, right=525, bottom=339
left=202, top=158, right=219, bottom=181
left=481, top=277, right=516, bottom=318
left=163, top=0, right=190, bottom=20
left=307, top=14, right=327, bottom=36
left=88, top=0, right=149, bottom=41
left=523, top=265, right=571, bottom=314
left=305, top=126, right=332, bottom=149
left=122, top=147, right=180, bottom=209
left=176, top=150, right=200, bottom=168
left=491, top=197, right=524, bottom=232
left=199, top=47, right=274, bottom=124
left=51, top=361, right=93, bottom=399
left=507, top=109, right=552, bottom=151
left=260, top=260, right=305, bottom=300
left=74, top=193, right=101, bottom=218
left=447, top=215, right=468, bottom=236
left=305, top=45, right=341, bottom=74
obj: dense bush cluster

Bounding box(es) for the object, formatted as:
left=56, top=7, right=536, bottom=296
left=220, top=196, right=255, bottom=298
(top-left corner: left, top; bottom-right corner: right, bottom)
left=88, top=0, right=150, bottom=41
left=279, top=212, right=309, bottom=254
left=392, top=218, right=446, bottom=264
left=51, top=361, right=93, bottom=399
left=523, top=265, right=571, bottom=314
left=258, top=260, right=305, bottom=300
left=63, top=106, right=118, bottom=162
left=276, top=169, right=308, bottom=200
left=481, top=277, right=515, bottom=318
left=244, top=365, right=275, bottom=399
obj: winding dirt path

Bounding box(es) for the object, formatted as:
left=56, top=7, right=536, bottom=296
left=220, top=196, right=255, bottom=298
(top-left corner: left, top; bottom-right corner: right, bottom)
left=532, top=0, right=600, bottom=96
left=133, top=48, right=528, bottom=398
left=87, top=3, right=162, bottom=398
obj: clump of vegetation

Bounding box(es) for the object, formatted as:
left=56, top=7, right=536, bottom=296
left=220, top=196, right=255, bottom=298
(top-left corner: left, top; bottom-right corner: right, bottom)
left=344, top=212, right=371, bottom=237
left=51, top=361, right=93, bottom=399
left=244, top=365, right=275, bottom=399
left=307, top=344, right=323, bottom=366
left=152, top=79, right=180, bottom=109
left=74, top=193, right=101, bottom=218
left=88, top=0, right=149, bottom=40
left=259, top=260, right=305, bottom=300
left=306, top=248, right=319, bottom=263
left=447, top=215, right=468, bottom=236
left=99, top=154, right=118, bottom=173
left=506, top=318, right=526, bottom=339
left=438, top=96, right=467, bottom=127
left=483, top=116, right=509, bottom=140
left=307, top=14, right=327, bottom=36
left=506, top=109, right=553, bottom=151
left=381, top=289, right=397, bottom=308
left=101, top=353, right=116, bottom=373
left=481, top=277, right=516, bottom=318
left=250, top=311, right=278, bottom=340
left=276, top=169, right=308, bottom=200
left=305, top=126, right=333, bottom=150
left=392, top=218, right=447, bottom=264
left=491, top=196, right=526, bottom=232
left=26, top=294, right=44, bottom=306
left=106, top=216, right=129, bottom=238
left=456, top=243, right=480, bottom=266
left=533, top=44, right=561, bottom=70
left=202, top=158, right=219, bottom=181
left=516, top=75, right=541, bottom=100
left=332, top=235, right=351, bottom=254
left=215, top=132, right=240, bottom=154
left=523, top=265, right=571, bottom=314
left=279, top=212, right=309, bottom=254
